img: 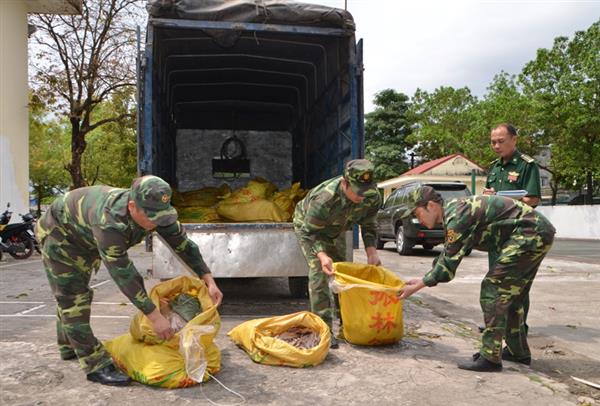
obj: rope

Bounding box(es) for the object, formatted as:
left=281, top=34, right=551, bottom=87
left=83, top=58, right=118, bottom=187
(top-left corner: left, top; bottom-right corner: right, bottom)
left=199, top=372, right=246, bottom=406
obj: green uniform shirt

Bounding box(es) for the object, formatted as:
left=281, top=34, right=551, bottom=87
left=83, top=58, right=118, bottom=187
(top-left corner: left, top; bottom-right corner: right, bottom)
left=422, top=195, right=555, bottom=287
left=293, top=176, right=382, bottom=255
left=44, top=186, right=210, bottom=314
left=485, top=150, right=541, bottom=199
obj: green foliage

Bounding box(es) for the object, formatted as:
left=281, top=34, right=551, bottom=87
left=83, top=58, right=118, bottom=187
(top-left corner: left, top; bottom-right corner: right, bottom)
left=364, top=89, right=413, bottom=181
left=29, top=96, right=70, bottom=214
left=520, top=20, right=600, bottom=200
left=82, top=88, right=138, bottom=187
left=407, top=86, right=477, bottom=162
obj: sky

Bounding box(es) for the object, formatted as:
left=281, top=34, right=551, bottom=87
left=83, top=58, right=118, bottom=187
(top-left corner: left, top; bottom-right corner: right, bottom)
left=301, top=0, right=600, bottom=112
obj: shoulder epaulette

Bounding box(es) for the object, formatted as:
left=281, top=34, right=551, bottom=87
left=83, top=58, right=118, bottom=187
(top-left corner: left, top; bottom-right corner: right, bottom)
left=520, top=153, right=535, bottom=163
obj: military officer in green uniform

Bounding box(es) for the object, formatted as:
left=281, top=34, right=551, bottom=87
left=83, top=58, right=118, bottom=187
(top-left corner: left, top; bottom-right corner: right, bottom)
left=398, top=186, right=555, bottom=372
left=36, top=175, right=223, bottom=386
left=484, top=123, right=541, bottom=208
left=293, top=159, right=382, bottom=348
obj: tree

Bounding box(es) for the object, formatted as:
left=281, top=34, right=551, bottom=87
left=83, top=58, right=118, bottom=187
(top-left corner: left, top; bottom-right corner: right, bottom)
left=81, top=88, right=138, bottom=187
left=364, top=89, right=414, bottom=181
left=407, top=86, right=477, bottom=162
left=465, top=72, right=540, bottom=166
left=29, top=0, right=143, bottom=188
left=29, top=97, right=70, bottom=215
left=520, top=20, right=600, bottom=204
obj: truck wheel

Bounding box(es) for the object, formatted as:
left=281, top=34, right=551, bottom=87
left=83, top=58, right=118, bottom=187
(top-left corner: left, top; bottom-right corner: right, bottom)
left=396, top=226, right=413, bottom=256
left=423, top=244, right=434, bottom=250
left=288, top=277, right=309, bottom=298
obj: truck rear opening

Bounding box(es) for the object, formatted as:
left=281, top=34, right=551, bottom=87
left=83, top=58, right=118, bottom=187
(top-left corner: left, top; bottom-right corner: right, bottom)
left=139, top=1, right=364, bottom=295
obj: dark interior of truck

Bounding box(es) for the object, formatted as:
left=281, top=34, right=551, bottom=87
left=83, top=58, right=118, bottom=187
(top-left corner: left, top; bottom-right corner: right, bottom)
left=144, top=22, right=362, bottom=189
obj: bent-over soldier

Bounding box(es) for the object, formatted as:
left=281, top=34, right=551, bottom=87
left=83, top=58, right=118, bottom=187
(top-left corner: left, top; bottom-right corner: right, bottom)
left=293, top=159, right=382, bottom=348
left=36, top=176, right=223, bottom=385
left=398, top=186, right=555, bottom=372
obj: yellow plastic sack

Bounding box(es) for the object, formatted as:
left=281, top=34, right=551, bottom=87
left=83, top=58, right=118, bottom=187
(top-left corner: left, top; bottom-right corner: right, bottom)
left=228, top=311, right=330, bottom=367
left=177, top=206, right=221, bottom=223
left=105, top=276, right=221, bottom=387
left=217, top=199, right=290, bottom=222
left=172, top=184, right=231, bottom=208
left=331, top=262, right=405, bottom=345
left=105, top=324, right=217, bottom=388
left=271, top=182, right=307, bottom=217
left=130, top=276, right=220, bottom=348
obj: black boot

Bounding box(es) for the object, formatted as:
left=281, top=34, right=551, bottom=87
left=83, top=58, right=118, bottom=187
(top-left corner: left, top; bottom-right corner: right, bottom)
left=330, top=333, right=339, bottom=349
left=60, top=351, right=77, bottom=361
left=501, top=347, right=531, bottom=365
left=87, top=364, right=131, bottom=386
left=458, top=353, right=502, bottom=372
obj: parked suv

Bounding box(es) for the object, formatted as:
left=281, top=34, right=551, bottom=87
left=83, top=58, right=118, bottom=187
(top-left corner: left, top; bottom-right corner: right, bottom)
left=376, top=181, right=471, bottom=255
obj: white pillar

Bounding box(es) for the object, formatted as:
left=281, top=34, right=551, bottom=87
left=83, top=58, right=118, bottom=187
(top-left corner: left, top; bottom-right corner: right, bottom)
left=0, top=1, right=29, bottom=219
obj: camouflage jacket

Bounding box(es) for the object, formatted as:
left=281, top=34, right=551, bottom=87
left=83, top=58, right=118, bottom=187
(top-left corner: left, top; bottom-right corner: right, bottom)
left=422, top=195, right=555, bottom=287
left=293, top=176, right=382, bottom=255
left=39, top=186, right=210, bottom=314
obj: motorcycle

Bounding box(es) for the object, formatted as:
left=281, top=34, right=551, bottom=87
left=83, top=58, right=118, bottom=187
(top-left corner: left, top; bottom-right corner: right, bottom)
left=0, top=203, right=41, bottom=260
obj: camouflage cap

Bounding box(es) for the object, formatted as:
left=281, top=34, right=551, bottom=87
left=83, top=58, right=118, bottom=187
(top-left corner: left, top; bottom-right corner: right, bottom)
left=398, top=186, right=443, bottom=219
left=130, top=175, right=178, bottom=227
left=343, top=159, right=377, bottom=197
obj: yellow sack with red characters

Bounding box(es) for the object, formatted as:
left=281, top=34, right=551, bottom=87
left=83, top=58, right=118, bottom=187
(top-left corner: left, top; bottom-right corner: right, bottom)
left=105, top=276, right=221, bottom=388
left=330, top=262, right=405, bottom=346
left=228, top=311, right=330, bottom=367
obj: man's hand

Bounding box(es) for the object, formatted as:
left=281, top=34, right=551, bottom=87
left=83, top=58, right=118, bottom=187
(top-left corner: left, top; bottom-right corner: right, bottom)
left=397, top=278, right=426, bottom=300
left=366, top=246, right=382, bottom=266
left=316, top=252, right=334, bottom=275
left=482, top=187, right=496, bottom=195
left=147, top=308, right=174, bottom=341
left=202, top=273, right=223, bottom=306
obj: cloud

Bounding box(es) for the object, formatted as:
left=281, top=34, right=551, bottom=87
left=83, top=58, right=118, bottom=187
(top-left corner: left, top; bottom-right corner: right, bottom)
left=327, top=0, right=600, bottom=111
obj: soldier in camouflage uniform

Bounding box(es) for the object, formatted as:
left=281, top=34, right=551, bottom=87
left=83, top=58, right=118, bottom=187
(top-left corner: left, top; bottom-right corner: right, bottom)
left=397, top=186, right=555, bottom=372
left=483, top=123, right=543, bottom=350
left=36, top=175, right=223, bottom=386
left=293, top=159, right=382, bottom=348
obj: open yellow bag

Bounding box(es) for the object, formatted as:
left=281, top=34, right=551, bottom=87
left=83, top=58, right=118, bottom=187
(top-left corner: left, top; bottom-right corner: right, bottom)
left=331, top=262, right=405, bottom=346
left=228, top=311, right=330, bottom=367
left=105, top=276, right=221, bottom=388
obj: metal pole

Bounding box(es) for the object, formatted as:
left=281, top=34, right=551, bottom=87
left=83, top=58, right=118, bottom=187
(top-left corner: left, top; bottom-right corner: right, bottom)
left=471, top=169, right=476, bottom=194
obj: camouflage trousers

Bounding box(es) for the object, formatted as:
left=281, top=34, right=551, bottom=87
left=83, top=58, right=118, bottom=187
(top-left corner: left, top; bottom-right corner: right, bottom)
left=295, top=233, right=346, bottom=330
left=37, top=215, right=113, bottom=374
left=479, top=229, right=555, bottom=363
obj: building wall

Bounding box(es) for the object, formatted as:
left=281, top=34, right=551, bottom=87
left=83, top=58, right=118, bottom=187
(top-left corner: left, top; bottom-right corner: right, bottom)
left=537, top=206, right=600, bottom=240
left=0, top=1, right=29, bottom=218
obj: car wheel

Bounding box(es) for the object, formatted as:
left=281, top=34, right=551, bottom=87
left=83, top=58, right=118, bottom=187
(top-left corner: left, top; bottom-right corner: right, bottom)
left=422, top=244, right=434, bottom=250
left=376, top=236, right=385, bottom=249
left=396, top=226, right=413, bottom=256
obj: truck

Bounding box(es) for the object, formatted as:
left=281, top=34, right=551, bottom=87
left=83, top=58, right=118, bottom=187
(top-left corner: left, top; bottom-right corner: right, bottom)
left=138, top=0, right=365, bottom=297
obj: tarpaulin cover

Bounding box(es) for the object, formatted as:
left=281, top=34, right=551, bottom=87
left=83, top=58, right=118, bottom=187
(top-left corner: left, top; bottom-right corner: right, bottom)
left=147, top=0, right=355, bottom=31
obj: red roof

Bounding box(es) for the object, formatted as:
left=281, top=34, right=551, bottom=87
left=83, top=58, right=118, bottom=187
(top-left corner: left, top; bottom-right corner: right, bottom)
left=402, top=153, right=482, bottom=176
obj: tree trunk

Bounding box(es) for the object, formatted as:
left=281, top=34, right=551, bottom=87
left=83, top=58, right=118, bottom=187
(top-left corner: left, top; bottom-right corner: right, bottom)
left=35, top=184, right=42, bottom=217
left=550, top=180, right=558, bottom=206
left=67, top=119, right=87, bottom=189
left=586, top=170, right=593, bottom=205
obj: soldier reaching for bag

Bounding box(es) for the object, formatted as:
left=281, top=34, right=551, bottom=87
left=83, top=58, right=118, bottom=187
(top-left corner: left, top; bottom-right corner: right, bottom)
left=36, top=175, right=223, bottom=386
left=293, top=159, right=382, bottom=349
left=397, top=186, right=555, bottom=372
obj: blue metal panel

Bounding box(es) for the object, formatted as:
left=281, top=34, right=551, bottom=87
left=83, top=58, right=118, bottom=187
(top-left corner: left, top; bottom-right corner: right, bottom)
left=141, top=24, right=154, bottom=175
left=151, top=18, right=351, bottom=37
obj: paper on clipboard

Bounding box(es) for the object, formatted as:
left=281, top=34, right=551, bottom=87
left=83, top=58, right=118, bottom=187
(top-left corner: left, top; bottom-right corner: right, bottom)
left=496, top=190, right=528, bottom=198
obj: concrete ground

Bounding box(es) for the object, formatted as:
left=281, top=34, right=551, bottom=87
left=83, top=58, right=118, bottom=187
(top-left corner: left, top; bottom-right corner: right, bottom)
left=0, top=239, right=598, bottom=405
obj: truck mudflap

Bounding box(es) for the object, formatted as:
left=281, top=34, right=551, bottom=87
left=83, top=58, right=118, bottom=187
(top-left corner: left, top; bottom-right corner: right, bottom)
left=152, top=223, right=309, bottom=279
